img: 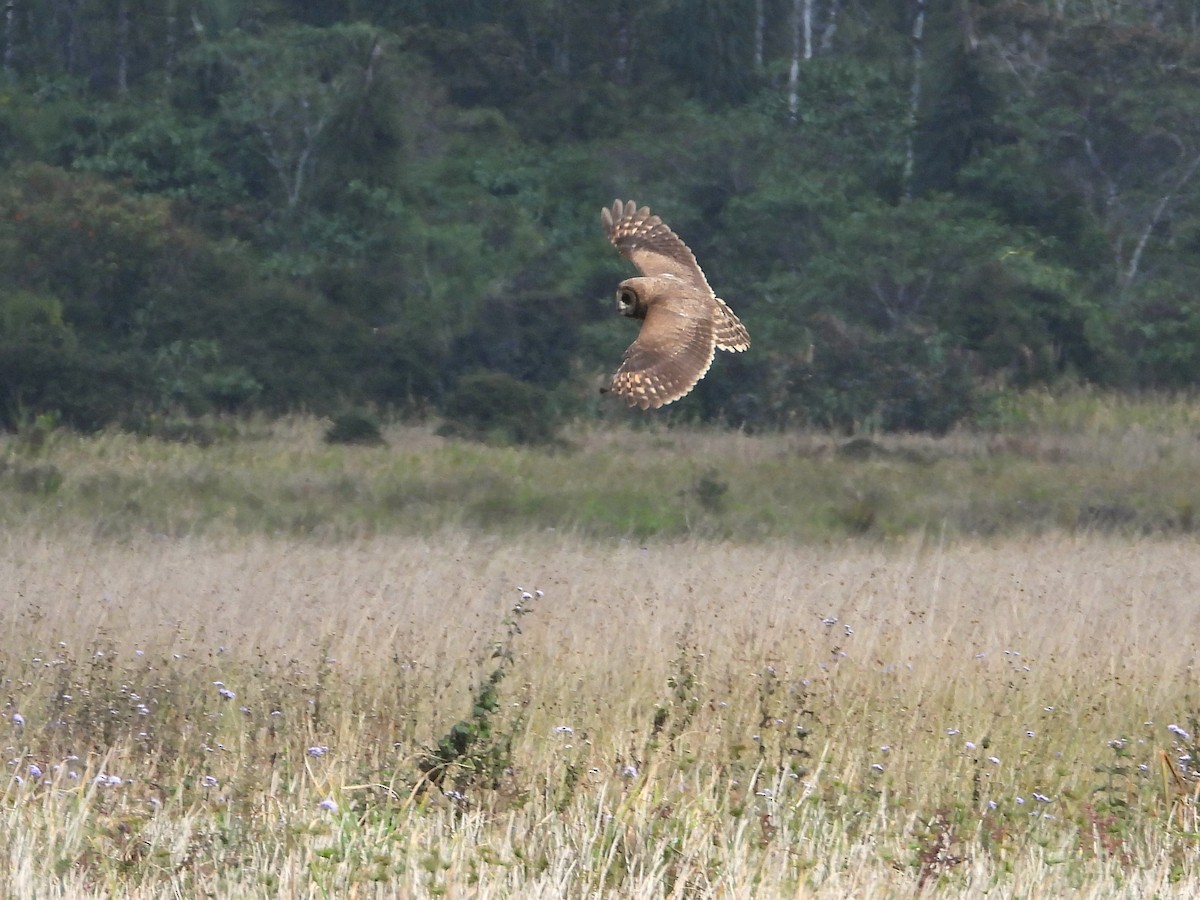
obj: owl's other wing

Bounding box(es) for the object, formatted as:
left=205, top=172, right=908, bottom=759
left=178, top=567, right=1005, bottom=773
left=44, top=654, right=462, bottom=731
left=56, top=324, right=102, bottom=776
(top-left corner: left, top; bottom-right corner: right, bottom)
left=601, top=200, right=713, bottom=295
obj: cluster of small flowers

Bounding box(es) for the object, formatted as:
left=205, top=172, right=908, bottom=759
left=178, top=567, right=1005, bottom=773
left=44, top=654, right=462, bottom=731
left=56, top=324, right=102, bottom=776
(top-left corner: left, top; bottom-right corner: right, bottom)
left=817, top=613, right=853, bottom=638
left=213, top=682, right=236, bottom=701
left=988, top=792, right=1053, bottom=812
left=1164, top=725, right=1197, bottom=776
left=514, top=586, right=544, bottom=612
left=9, top=752, right=82, bottom=786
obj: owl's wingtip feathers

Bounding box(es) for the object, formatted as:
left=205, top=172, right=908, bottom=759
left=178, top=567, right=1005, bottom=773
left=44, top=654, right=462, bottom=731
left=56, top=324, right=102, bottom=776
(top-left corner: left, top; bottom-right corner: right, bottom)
left=600, top=200, right=631, bottom=225
left=602, top=199, right=655, bottom=239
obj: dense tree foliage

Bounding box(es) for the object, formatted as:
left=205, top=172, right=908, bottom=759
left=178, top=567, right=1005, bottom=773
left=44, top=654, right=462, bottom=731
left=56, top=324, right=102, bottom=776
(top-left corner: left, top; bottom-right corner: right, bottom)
left=2, top=0, right=1199, bottom=433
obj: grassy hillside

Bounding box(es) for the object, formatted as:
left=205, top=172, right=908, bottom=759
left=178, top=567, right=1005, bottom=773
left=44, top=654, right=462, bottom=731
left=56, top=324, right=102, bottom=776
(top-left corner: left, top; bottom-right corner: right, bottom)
left=4, top=390, right=1200, bottom=542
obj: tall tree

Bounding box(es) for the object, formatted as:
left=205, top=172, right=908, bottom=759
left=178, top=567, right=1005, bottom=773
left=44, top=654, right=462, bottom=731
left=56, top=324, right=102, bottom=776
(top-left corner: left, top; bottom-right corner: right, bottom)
left=207, top=23, right=385, bottom=214
left=3, top=0, right=15, bottom=73
left=115, top=0, right=129, bottom=95
left=754, top=0, right=765, bottom=69
left=902, top=0, right=926, bottom=198
left=978, top=12, right=1200, bottom=296
left=787, top=0, right=804, bottom=119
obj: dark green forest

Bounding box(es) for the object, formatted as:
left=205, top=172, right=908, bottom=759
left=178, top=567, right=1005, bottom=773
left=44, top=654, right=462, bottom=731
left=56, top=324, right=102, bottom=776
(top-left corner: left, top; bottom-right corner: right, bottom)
left=2, top=0, right=1199, bottom=436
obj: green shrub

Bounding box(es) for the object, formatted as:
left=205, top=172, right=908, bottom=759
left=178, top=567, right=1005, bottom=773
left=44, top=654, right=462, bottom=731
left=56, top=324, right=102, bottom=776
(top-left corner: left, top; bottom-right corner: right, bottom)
left=324, top=410, right=386, bottom=446
left=787, top=316, right=976, bottom=434
left=437, top=371, right=562, bottom=446
left=124, top=415, right=239, bottom=446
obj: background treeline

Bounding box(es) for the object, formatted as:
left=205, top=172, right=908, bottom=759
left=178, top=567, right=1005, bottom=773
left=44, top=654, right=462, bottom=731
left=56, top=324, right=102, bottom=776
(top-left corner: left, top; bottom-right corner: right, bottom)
left=2, top=0, right=1199, bottom=436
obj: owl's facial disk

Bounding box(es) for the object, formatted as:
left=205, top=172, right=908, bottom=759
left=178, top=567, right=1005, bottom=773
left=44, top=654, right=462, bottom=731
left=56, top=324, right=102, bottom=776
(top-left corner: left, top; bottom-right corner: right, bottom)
left=616, top=287, right=638, bottom=317
left=615, top=279, right=649, bottom=319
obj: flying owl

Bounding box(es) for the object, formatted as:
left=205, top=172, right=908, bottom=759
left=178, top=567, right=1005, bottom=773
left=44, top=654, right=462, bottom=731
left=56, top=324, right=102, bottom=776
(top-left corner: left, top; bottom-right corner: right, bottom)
left=601, top=200, right=750, bottom=410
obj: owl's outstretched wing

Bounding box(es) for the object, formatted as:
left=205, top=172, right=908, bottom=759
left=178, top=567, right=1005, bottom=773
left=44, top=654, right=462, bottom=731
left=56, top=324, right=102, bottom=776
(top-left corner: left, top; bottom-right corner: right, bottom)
left=601, top=200, right=713, bottom=295
left=609, top=298, right=717, bottom=410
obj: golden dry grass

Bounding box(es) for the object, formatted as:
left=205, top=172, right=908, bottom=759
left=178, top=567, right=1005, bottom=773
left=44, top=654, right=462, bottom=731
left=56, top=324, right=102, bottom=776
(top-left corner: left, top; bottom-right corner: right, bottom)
left=3, top=525, right=1200, bottom=896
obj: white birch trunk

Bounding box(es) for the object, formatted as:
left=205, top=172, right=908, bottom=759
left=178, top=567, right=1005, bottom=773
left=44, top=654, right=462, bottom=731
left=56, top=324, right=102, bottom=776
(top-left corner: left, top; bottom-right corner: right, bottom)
left=902, top=0, right=926, bottom=198
left=1120, top=151, right=1200, bottom=294
left=116, top=0, right=129, bottom=96
left=259, top=100, right=332, bottom=213
left=820, top=0, right=839, bottom=53
left=753, top=0, right=764, bottom=70
left=787, top=0, right=801, bottom=119
left=3, top=0, right=15, bottom=73
left=614, top=9, right=631, bottom=84
left=165, top=0, right=177, bottom=78
left=804, top=0, right=813, bottom=62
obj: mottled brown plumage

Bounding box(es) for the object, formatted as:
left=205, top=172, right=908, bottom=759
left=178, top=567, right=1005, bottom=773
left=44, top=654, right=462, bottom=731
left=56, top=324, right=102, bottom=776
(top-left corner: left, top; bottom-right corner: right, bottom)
left=600, top=200, right=749, bottom=409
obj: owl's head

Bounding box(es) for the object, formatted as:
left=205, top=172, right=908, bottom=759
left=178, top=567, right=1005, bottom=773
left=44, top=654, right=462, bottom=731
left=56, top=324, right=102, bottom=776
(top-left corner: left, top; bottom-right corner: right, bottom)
left=615, top=277, right=653, bottom=319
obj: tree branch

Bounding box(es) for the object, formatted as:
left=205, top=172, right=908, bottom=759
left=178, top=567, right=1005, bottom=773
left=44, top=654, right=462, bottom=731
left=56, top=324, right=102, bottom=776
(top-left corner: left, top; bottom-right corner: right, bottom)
left=1121, top=150, right=1200, bottom=294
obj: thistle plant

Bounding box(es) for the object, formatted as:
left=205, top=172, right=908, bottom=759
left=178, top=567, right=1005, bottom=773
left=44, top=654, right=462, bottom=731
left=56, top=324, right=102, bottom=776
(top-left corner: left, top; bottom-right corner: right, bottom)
left=417, top=588, right=536, bottom=795
left=647, top=636, right=703, bottom=756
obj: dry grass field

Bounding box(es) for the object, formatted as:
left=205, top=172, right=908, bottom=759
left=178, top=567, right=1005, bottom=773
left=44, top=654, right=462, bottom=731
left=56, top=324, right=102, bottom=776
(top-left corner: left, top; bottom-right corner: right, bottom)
left=3, top=397, right=1200, bottom=896
left=4, top=530, right=1200, bottom=896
